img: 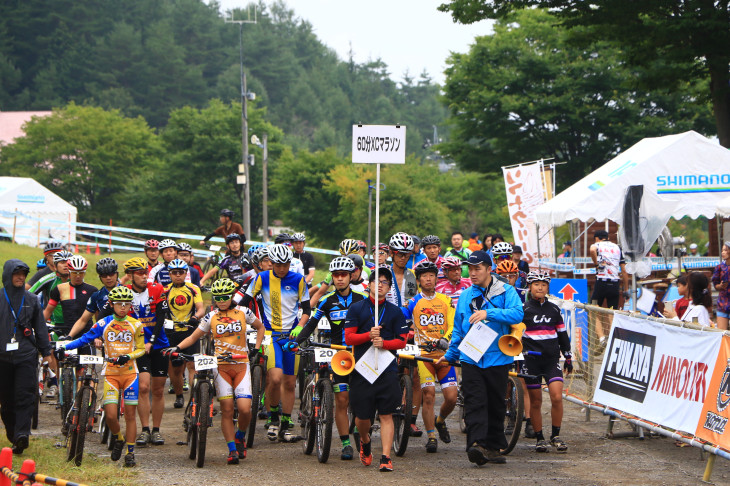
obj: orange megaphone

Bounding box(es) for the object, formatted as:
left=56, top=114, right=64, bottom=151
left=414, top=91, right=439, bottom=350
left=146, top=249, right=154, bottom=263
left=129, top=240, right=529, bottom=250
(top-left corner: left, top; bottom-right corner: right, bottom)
left=331, top=350, right=356, bottom=376
left=498, top=323, right=526, bottom=357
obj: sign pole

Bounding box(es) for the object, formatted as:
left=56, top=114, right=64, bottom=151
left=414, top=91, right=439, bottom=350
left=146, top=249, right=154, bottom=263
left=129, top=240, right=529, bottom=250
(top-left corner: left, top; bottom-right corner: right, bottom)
left=374, top=164, right=381, bottom=370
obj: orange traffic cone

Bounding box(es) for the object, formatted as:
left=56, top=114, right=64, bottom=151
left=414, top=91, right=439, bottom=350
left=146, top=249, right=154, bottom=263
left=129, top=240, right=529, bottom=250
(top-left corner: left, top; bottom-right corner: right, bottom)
left=86, top=244, right=91, bottom=254
left=95, top=243, right=100, bottom=255
left=74, top=244, right=79, bottom=253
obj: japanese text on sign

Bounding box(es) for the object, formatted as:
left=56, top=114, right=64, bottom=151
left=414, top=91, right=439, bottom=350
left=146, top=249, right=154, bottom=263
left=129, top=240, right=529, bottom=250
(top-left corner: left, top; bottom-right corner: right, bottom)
left=352, top=125, right=406, bottom=164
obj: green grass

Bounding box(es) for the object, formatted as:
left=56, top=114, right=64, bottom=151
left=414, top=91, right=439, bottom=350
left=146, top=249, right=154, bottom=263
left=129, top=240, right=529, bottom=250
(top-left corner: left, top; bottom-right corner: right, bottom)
left=0, top=434, right=139, bottom=486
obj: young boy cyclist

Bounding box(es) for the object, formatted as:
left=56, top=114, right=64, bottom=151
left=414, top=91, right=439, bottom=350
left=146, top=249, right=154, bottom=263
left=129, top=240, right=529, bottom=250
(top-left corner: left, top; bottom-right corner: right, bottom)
left=56, top=286, right=145, bottom=467
left=165, top=278, right=265, bottom=465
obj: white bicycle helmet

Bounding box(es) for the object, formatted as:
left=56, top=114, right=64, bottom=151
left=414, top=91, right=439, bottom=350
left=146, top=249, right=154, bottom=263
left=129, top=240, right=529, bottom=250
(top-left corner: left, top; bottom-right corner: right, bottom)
left=491, top=242, right=514, bottom=256
left=329, top=256, right=356, bottom=273
left=268, top=244, right=293, bottom=264
left=158, top=239, right=179, bottom=250
left=291, top=232, right=306, bottom=242
left=389, top=232, right=414, bottom=253
left=53, top=250, right=74, bottom=263
left=526, top=270, right=551, bottom=284
left=67, top=255, right=88, bottom=271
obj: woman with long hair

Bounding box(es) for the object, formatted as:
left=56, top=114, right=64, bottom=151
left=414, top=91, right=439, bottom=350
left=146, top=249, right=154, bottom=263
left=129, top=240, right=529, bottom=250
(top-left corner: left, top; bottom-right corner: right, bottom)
left=712, top=241, right=730, bottom=330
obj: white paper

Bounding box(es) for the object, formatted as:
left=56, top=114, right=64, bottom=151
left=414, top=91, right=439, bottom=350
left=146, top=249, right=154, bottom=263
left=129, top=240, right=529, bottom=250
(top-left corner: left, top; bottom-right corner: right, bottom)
left=354, top=345, right=395, bottom=384
left=194, top=354, right=217, bottom=371
left=6, top=342, right=18, bottom=351
left=315, top=348, right=335, bottom=363
left=636, top=288, right=656, bottom=314
left=164, top=319, right=174, bottom=330
left=458, top=321, right=498, bottom=362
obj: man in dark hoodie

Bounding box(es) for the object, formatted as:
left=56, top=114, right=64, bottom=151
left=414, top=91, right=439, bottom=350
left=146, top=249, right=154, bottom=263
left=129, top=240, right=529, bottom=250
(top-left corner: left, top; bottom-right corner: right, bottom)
left=0, top=259, right=55, bottom=454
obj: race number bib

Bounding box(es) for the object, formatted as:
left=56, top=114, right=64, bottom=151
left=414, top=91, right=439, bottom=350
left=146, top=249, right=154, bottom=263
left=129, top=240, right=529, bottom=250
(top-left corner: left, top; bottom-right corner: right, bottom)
left=247, top=333, right=271, bottom=347
left=194, top=354, right=217, bottom=371
left=79, top=355, right=104, bottom=365
left=315, top=348, right=336, bottom=363
left=318, top=318, right=331, bottom=330
left=402, top=344, right=420, bottom=356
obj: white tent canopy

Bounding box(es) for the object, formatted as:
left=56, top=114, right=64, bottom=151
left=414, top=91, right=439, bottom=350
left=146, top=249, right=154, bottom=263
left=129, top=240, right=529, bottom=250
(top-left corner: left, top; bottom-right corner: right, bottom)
left=535, top=131, right=730, bottom=227
left=0, top=177, right=77, bottom=247
left=718, top=194, right=730, bottom=216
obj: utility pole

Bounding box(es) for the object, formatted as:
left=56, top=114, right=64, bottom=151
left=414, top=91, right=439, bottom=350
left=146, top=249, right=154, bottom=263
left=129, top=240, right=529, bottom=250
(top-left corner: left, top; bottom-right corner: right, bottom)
left=262, top=133, right=269, bottom=242
left=226, top=7, right=256, bottom=240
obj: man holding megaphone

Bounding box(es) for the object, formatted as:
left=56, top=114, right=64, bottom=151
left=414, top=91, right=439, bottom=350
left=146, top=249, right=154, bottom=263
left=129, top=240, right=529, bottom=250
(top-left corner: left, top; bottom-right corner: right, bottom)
left=436, top=250, right=523, bottom=466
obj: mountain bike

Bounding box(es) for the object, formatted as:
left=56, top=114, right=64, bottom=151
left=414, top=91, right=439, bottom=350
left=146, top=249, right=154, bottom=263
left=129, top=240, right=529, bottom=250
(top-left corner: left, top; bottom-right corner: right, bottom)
left=59, top=353, right=110, bottom=466
left=54, top=341, right=78, bottom=435
left=174, top=352, right=245, bottom=468
left=245, top=330, right=269, bottom=448
left=201, top=243, right=225, bottom=290
left=297, top=344, right=336, bottom=463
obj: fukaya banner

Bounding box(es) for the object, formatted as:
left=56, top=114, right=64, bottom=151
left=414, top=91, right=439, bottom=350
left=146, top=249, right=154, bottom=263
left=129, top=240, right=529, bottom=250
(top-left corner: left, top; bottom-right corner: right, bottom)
left=593, top=313, right=723, bottom=435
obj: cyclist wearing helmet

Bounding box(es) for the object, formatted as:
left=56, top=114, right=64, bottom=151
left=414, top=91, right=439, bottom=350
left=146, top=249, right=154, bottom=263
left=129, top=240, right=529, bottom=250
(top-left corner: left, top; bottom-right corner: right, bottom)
left=406, top=235, right=427, bottom=270
left=164, top=259, right=205, bottom=408
left=521, top=271, right=571, bottom=453
left=47, top=253, right=95, bottom=337
left=144, top=239, right=161, bottom=270
left=402, top=261, right=457, bottom=454
left=165, top=278, right=265, bottom=465
left=30, top=250, right=72, bottom=314
left=56, top=286, right=145, bottom=467
left=311, top=239, right=372, bottom=305
left=421, top=235, right=446, bottom=278
left=387, top=233, right=418, bottom=307
left=346, top=254, right=369, bottom=293
left=201, top=234, right=247, bottom=287
left=274, top=233, right=304, bottom=277
left=200, top=209, right=245, bottom=246
left=496, top=260, right=526, bottom=302
left=372, top=243, right=390, bottom=266
left=148, top=239, right=193, bottom=286
left=67, top=257, right=121, bottom=339
left=107, top=257, right=170, bottom=447
left=26, top=241, right=64, bottom=289
left=436, top=257, right=472, bottom=307
left=176, top=242, right=203, bottom=284
left=356, top=240, right=374, bottom=270
left=234, top=244, right=310, bottom=442
left=291, top=232, right=315, bottom=287
left=291, top=256, right=368, bottom=460
left=445, top=231, right=472, bottom=278
left=511, top=245, right=530, bottom=274
left=491, top=241, right=514, bottom=275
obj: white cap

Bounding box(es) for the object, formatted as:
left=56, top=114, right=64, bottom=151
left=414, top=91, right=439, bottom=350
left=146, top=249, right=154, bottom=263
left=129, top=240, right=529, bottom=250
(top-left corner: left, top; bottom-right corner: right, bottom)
left=689, top=243, right=698, bottom=249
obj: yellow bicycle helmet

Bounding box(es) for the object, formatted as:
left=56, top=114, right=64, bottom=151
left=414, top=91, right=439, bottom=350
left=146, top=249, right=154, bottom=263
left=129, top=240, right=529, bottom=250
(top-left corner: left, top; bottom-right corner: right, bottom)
left=108, top=286, right=134, bottom=302
left=211, top=278, right=237, bottom=296
left=123, top=257, right=148, bottom=272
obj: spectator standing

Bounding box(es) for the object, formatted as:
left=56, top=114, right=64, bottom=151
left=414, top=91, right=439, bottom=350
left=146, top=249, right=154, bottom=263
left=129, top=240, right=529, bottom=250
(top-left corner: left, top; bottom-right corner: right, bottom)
left=0, top=259, right=55, bottom=454
left=589, top=230, right=629, bottom=346
left=445, top=231, right=472, bottom=278
left=712, top=241, right=730, bottom=330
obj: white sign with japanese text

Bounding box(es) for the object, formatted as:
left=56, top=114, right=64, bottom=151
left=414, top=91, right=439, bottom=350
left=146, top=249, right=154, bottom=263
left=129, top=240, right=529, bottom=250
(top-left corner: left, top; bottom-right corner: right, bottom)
left=352, top=125, right=406, bottom=164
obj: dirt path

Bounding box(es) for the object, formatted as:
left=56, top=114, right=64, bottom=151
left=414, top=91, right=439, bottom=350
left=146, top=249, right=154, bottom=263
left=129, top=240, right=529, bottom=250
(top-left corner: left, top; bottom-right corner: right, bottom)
left=34, top=383, right=730, bottom=485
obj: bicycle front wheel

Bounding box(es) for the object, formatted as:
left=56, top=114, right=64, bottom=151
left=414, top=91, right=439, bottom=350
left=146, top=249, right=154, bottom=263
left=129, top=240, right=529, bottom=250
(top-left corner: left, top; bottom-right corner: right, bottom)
left=247, top=364, right=264, bottom=448
left=393, top=373, right=412, bottom=457
left=195, top=382, right=211, bottom=468
left=300, top=381, right=315, bottom=455
left=71, top=387, right=92, bottom=466
left=60, top=367, right=75, bottom=423
left=501, top=375, right=524, bottom=455
left=316, top=379, right=334, bottom=463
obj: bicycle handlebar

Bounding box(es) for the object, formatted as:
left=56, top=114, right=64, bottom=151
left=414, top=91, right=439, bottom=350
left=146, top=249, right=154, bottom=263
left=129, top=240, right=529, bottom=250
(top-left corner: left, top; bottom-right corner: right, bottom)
left=169, top=352, right=247, bottom=363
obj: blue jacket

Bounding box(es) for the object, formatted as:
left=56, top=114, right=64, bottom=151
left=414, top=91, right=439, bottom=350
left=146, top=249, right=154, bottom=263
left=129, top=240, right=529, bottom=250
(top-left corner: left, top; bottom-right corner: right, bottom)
left=443, top=277, right=524, bottom=368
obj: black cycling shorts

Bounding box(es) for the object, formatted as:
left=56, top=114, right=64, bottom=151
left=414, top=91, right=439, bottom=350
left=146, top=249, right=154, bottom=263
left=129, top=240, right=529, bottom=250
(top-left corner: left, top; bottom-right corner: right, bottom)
left=137, top=348, right=169, bottom=377
left=349, top=371, right=400, bottom=420
left=521, top=355, right=563, bottom=389
left=166, top=329, right=200, bottom=366
left=592, top=279, right=620, bottom=309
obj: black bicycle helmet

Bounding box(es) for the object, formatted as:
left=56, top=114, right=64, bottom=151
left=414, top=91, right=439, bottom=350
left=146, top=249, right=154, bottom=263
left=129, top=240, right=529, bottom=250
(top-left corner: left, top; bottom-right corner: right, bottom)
left=414, top=261, right=439, bottom=278
left=421, top=235, right=441, bottom=247
left=96, top=257, right=118, bottom=275
left=220, top=209, right=234, bottom=218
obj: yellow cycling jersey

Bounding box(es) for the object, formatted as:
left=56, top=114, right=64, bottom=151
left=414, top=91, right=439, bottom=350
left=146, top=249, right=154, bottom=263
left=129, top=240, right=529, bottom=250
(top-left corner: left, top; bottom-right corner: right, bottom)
left=199, top=306, right=257, bottom=364
left=404, top=292, right=455, bottom=359
left=65, top=315, right=146, bottom=375
left=165, top=282, right=202, bottom=331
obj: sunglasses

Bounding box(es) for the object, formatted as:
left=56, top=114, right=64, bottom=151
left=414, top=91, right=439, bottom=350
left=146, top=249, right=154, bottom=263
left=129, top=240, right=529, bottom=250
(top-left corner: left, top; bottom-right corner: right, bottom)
left=170, top=270, right=186, bottom=275
left=131, top=270, right=147, bottom=276
left=99, top=273, right=117, bottom=278
left=70, top=271, right=86, bottom=275
left=332, top=272, right=351, bottom=278
left=213, top=295, right=232, bottom=302
left=111, top=301, right=132, bottom=307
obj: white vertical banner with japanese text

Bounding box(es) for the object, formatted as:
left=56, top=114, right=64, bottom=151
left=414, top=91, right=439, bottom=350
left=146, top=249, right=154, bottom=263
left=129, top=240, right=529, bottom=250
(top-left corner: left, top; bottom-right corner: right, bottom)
left=502, top=161, right=553, bottom=268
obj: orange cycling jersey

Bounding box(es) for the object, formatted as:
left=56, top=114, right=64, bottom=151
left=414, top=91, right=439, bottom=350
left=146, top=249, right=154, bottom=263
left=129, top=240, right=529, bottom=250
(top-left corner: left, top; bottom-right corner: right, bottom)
left=198, top=306, right=257, bottom=364
left=403, top=292, right=455, bottom=359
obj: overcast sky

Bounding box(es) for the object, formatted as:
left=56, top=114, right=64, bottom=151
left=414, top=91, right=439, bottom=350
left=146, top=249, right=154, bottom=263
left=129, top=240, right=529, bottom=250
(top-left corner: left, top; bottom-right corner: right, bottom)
left=213, top=0, right=495, bottom=85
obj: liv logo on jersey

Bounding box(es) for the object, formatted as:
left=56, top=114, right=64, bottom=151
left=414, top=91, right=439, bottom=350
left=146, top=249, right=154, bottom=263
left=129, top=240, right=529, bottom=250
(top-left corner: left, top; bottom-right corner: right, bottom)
left=598, top=328, right=655, bottom=403
left=717, top=359, right=730, bottom=412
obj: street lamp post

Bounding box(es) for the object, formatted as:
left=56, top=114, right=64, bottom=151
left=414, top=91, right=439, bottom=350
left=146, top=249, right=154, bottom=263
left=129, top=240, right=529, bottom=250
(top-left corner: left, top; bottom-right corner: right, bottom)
left=251, top=133, right=268, bottom=242
left=226, top=8, right=256, bottom=240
